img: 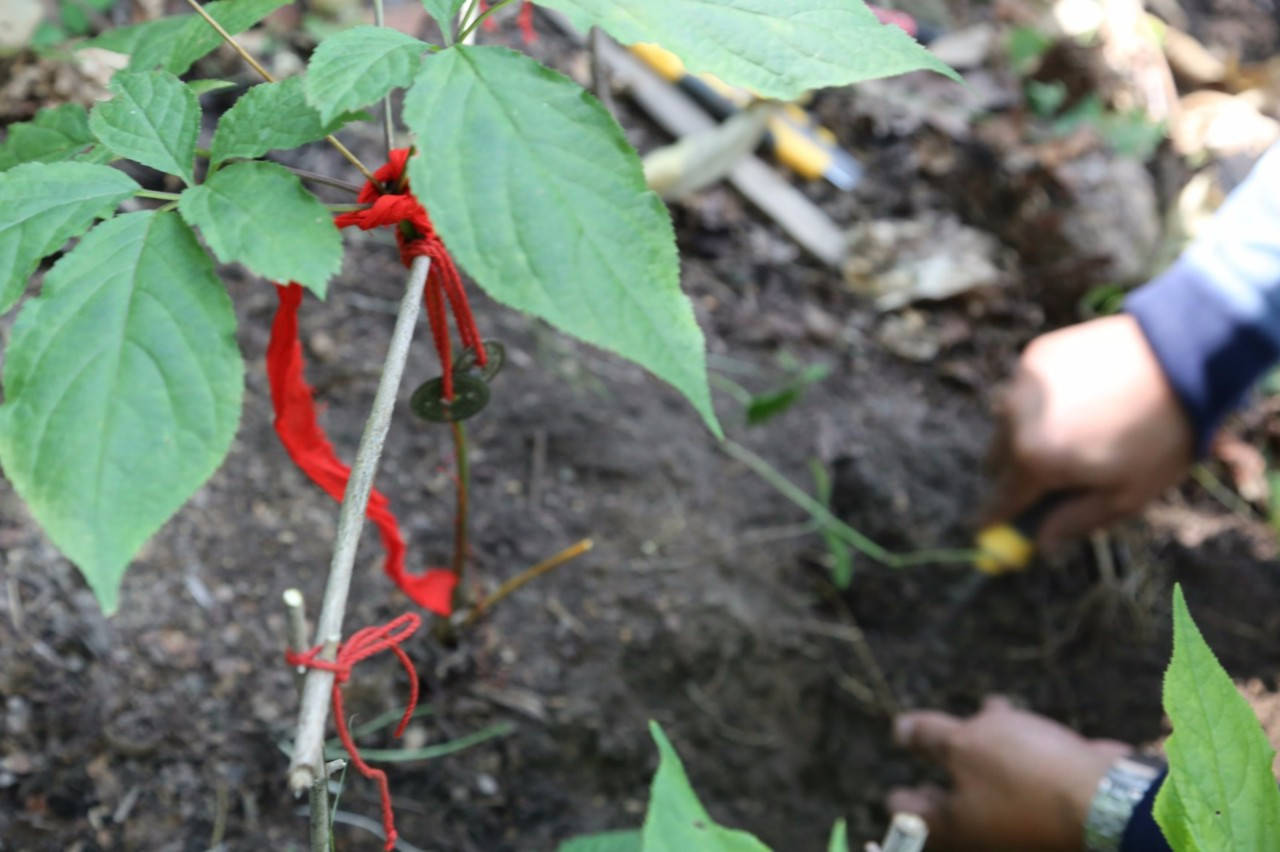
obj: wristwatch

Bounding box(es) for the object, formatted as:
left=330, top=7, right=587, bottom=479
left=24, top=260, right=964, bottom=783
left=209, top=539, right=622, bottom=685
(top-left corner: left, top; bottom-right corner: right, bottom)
left=1084, top=753, right=1165, bottom=852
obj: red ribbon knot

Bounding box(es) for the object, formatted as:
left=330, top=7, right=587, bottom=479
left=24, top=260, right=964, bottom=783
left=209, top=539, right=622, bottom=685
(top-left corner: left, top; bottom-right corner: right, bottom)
left=267, top=149, right=488, bottom=615
left=286, top=612, right=423, bottom=851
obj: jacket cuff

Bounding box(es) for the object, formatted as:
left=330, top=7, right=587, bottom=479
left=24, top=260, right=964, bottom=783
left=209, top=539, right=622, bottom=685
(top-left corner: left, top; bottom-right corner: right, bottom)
left=1118, top=767, right=1170, bottom=852
left=1126, top=259, right=1280, bottom=454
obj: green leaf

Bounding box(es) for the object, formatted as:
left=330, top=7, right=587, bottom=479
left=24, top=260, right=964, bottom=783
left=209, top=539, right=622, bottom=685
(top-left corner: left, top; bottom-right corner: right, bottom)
left=81, top=13, right=188, bottom=60
left=745, top=361, right=828, bottom=425
left=304, top=25, right=428, bottom=124
left=1006, top=26, right=1055, bottom=75
left=0, top=103, right=107, bottom=172
left=538, top=0, right=957, bottom=100
left=323, top=721, right=516, bottom=763
left=0, top=162, right=139, bottom=313
left=420, top=0, right=466, bottom=38
left=827, top=819, right=848, bottom=852
left=643, top=722, right=772, bottom=852
left=187, top=78, right=237, bottom=97
left=811, top=459, right=853, bottom=589
left=0, top=211, right=243, bottom=614
left=162, top=0, right=289, bottom=75
left=86, top=0, right=289, bottom=76
left=1154, top=585, right=1280, bottom=850
left=404, top=46, right=720, bottom=436
left=178, top=161, right=341, bottom=297
left=89, top=70, right=200, bottom=184
left=557, top=830, right=643, bottom=852
left=210, top=76, right=366, bottom=166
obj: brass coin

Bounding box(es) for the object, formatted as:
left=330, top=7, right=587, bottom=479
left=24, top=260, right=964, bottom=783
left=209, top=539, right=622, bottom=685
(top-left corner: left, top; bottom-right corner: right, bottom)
left=452, top=339, right=506, bottom=382
left=409, top=373, right=491, bottom=422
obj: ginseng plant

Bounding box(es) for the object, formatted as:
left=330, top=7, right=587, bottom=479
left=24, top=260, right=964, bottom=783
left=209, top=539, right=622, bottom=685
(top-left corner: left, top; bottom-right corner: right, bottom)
left=0, top=0, right=953, bottom=846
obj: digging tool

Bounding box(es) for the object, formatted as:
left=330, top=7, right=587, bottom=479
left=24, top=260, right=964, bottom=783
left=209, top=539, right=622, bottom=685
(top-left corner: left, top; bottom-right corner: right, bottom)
left=974, top=491, right=1073, bottom=574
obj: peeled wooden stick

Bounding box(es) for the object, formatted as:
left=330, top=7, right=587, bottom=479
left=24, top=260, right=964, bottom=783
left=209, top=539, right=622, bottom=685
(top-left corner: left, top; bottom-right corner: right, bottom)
left=286, top=256, right=431, bottom=795
left=865, top=813, right=928, bottom=852
left=283, top=588, right=309, bottom=680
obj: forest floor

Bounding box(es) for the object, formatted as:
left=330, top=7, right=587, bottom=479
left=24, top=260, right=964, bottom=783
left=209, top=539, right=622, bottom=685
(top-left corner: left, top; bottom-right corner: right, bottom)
left=3, top=1, right=1280, bottom=850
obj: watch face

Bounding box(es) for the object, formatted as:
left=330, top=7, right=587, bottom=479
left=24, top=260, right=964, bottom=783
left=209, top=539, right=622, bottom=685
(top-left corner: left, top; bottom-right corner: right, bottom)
left=1084, top=755, right=1165, bottom=852
left=1115, top=754, right=1165, bottom=779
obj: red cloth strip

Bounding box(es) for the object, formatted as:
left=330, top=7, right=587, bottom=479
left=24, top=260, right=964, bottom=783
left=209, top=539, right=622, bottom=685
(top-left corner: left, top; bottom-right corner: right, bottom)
left=267, top=148, right=483, bottom=615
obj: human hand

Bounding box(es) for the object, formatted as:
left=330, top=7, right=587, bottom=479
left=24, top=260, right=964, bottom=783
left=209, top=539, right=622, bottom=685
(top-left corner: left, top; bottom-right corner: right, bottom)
left=888, top=696, right=1131, bottom=852
left=985, top=315, right=1194, bottom=546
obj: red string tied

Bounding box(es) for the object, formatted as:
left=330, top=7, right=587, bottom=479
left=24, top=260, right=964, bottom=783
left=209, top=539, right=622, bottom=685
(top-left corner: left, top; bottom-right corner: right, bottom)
left=266, top=148, right=486, bottom=615
left=285, top=613, right=423, bottom=852
left=333, top=148, right=487, bottom=402
left=476, top=0, right=537, bottom=42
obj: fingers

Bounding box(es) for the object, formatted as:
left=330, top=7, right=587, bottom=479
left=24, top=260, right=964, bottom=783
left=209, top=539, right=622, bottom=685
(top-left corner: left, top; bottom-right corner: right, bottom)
left=981, top=465, right=1049, bottom=528
left=1036, top=491, right=1124, bottom=547
left=982, top=376, right=1055, bottom=527
left=886, top=785, right=956, bottom=846
left=894, top=711, right=962, bottom=766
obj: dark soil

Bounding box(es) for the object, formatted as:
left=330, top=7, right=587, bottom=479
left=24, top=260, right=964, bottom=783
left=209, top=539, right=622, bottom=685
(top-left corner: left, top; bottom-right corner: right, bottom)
left=4, top=7, right=1280, bottom=852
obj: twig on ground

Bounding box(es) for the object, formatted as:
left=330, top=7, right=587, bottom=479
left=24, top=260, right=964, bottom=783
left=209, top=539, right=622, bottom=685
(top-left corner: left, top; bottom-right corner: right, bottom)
left=6, top=574, right=22, bottom=634
left=589, top=27, right=616, bottom=115
left=210, top=779, right=230, bottom=848
left=786, top=611, right=899, bottom=718
left=460, top=539, right=594, bottom=629
left=112, top=785, right=141, bottom=824
left=287, top=256, right=431, bottom=796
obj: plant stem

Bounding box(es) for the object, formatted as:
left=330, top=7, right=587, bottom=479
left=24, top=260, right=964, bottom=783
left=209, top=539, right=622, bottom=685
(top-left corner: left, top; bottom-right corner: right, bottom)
left=449, top=420, right=470, bottom=596
left=286, top=256, right=431, bottom=796
left=372, top=0, right=396, bottom=156
left=134, top=189, right=181, bottom=201
left=1191, top=463, right=1262, bottom=521
left=461, top=538, right=594, bottom=629
left=181, top=0, right=381, bottom=187
left=456, top=0, right=480, bottom=44
left=283, top=165, right=364, bottom=196
left=456, top=0, right=518, bottom=42
left=722, top=440, right=981, bottom=569
left=308, top=773, right=332, bottom=852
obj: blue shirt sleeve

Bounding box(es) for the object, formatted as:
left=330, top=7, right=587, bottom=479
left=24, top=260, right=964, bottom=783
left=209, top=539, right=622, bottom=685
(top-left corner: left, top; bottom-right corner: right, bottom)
left=1127, top=143, right=1280, bottom=452
left=1119, top=768, right=1172, bottom=852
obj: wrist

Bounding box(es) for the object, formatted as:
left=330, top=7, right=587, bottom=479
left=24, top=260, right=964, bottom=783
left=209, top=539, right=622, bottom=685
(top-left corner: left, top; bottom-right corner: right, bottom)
left=1083, top=753, right=1165, bottom=852
left=1127, top=260, right=1280, bottom=454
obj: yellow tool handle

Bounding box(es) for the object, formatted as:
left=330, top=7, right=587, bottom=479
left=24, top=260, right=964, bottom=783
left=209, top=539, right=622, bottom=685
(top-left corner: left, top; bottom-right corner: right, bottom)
left=627, top=42, right=854, bottom=187
left=973, top=492, right=1073, bottom=575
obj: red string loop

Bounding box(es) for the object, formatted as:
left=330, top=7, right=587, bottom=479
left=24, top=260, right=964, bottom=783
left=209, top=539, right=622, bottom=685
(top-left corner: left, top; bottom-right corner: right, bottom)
left=286, top=613, right=422, bottom=851
left=476, top=0, right=537, bottom=41
left=266, top=148, right=486, bottom=616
